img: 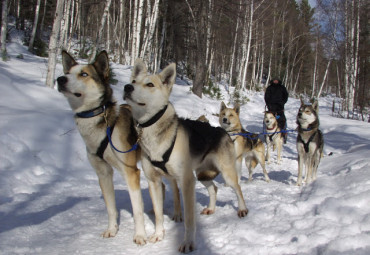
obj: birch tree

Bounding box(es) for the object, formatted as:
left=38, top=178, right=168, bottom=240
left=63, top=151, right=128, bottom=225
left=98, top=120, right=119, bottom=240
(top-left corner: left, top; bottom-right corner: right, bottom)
left=130, top=0, right=144, bottom=65
left=1, top=0, right=8, bottom=61
left=140, top=0, right=160, bottom=62
left=45, top=0, right=65, bottom=88
left=89, top=0, right=112, bottom=61
left=28, top=0, right=41, bottom=52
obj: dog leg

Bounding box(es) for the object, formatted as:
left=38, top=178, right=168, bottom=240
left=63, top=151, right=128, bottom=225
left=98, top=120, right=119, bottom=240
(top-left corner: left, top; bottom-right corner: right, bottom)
left=235, top=157, right=243, bottom=183
left=142, top=159, right=165, bottom=243
left=122, top=165, right=147, bottom=245
left=245, top=157, right=254, bottom=182
left=200, top=180, right=218, bottom=215
left=88, top=153, right=118, bottom=237
left=220, top=164, right=248, bottom=218
left=305, top=156, right=314, bottom=184
left=178, top=173, right=196, bottom=253
left=297, top=154, right=304, bottom=186
left=148, top=178, right=165, bottom=243
left=277, top=140, right=282, bottom=164
left=256, top=153, right=270, bottom=182
left=168, top=178, right=182, bottom=222
left=266, top=142, right=272, bottom=164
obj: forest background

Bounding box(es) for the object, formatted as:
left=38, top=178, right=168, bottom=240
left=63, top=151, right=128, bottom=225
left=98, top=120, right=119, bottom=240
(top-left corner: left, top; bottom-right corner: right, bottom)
left=1, top=0, right=369, bottom=121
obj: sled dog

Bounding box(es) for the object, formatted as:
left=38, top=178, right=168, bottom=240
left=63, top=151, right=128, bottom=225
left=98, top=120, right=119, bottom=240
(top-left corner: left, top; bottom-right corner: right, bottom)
left=124, top=59, right=248, bottom=253
left=296, top=97, right=324, bottom=185
left=264, top=111, right=284, bottom=164
left=57, top=51, right=146, bottom=244
left=219, top=102, right=270, bottom=182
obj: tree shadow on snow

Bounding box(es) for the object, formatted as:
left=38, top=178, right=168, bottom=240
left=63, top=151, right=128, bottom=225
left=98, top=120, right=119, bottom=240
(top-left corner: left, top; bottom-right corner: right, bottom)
left=0, top=195, right=89, bottom=233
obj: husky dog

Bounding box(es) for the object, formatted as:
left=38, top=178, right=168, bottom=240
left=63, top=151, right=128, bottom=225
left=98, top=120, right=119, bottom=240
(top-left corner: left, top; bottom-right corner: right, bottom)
left=219, top=102, right=270, bottom=182
left=57, top=51, right=146, bottom=244
left=264, top=111, right=284, bottom=164
left=124, top=59, right=248, bottom=253
left=296, top=97, right=324, bottom=186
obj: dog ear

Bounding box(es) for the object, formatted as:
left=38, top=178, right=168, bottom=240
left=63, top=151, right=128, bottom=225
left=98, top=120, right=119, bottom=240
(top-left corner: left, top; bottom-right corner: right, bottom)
left=312, top=100, right=319, bottom=112
left=220, top=101, right=227, bottom=111
left=159, top=63, right=176, bottom=89
left=61, top=50, right=77, bottom=74
left=131, top=59, right=147, bottom=81
left=234, top=104, right=240, bottom=115
left=300, top=95, right=305, bottom=105
left=93, top=51, right=110, bottom=83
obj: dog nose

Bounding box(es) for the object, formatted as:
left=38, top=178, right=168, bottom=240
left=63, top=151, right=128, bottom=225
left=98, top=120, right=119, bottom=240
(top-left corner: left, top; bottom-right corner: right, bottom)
left=57, top=76, right=68, bottom=86
left=124, top=84, right=134, bottom=93
left=57, top=76, right=68, bottom=92
left=223, top=118, right=228, bottom=123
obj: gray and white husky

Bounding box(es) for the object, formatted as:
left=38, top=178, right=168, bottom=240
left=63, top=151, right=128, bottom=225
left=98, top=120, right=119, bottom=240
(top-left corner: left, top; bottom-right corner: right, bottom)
left=296, top=97, right=324, bottom=186
left=124, top=59, right=248, bottom=253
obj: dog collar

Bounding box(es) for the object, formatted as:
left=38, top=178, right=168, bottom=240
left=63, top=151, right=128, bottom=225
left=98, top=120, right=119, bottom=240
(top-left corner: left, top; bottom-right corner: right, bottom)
left=138, top=105, right=168, bottom=128
left=301, top=127, right=312, bottom=132
left=76, top=102, right=114, bottom=118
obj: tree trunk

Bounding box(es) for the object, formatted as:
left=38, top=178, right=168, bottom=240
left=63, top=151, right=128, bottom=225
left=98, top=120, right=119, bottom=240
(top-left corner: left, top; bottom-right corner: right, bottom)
left=28, top=0, right=41, bottom=52
left=1, top=0, right=8, bottom=60
left=89, top=0, right=112, bottom=61
left=45, top=0, right=65, bottom=88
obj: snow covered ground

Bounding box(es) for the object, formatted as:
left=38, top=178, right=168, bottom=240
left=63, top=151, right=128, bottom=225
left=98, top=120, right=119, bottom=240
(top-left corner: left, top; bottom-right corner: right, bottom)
left=1, top=41, right=370, bottom=255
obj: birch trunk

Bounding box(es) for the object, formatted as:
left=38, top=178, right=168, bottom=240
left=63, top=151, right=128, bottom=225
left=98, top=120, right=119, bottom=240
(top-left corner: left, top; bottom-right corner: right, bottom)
left=266, top=0, right=277, bottom=85
left=140, top=0, right=160, bottom=61
left=131, top=0, right=143, bottom=65
left=311, top=35, right=318, bottom=97
left=118, top=0, right=125, bottom=64
left=28, top=0, right=41, bottom=52
left=228, top=0, right=242, bottom=89
left=60, top=0, right=71, bottom=50
left=89, top=0, right=112, bottom=61
left=1, top=0, right=8, bottom=60
left=317, top=60, right=331, bottom=98
left=45, top=0, right=65, bottom=88
left=240, top=0, right=254, bottom=90
left=38, top=0, right=47, bottom=38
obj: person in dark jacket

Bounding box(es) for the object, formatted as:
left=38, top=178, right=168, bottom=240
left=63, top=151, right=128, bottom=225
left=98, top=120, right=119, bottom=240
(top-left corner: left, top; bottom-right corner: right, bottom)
left=264, top=78, right=289, bottom=140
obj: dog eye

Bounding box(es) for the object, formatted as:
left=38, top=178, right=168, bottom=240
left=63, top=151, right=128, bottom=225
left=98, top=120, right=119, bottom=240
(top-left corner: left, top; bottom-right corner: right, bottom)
left=146, top=83, right=154, bottom=87
left=80, top=72, right=88, bottom=77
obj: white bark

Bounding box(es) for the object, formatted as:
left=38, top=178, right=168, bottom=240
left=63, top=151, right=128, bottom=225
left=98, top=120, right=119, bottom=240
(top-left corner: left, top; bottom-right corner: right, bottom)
left=240, top=0, right=254, bottom=90
left=311, top=35, right=318, bottom=97
left=89, top=0, right=112, bottom=61
left=45, top=0, right=65, bottom=88
left=131, top=0, right=143, bottom=65
left=228, top=0, right=242, bottom=88
left=140, top=0, right=160, bottom=61
left=1, top=0, right=8, bottom=59
left=28, top=0, right=41, bottom=52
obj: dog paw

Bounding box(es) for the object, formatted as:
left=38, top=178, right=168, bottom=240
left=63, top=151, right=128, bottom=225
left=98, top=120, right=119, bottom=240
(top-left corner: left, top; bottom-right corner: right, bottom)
left=133, top=235, right=147, bottom=245
left=200, top=208, right=214, bottom=215
left=238, top=209, right=248, bottom=218
left=148, top=232, right=164, bottom=243
left=101, top=226, right=118, bottom=238
left=178, top=240, right=196, bottom=253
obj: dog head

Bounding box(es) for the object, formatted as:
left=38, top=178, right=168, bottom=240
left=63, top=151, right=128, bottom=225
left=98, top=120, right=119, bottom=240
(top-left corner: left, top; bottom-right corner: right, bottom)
left=297, top=97, right=319, bottom=129
left=219, top=102, right=242, bottom=132
left=124, top=59, right=176, bottom=123
left=264, top=111, right=278, bottom=130
left=57, top=51, right=111, bottom=112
